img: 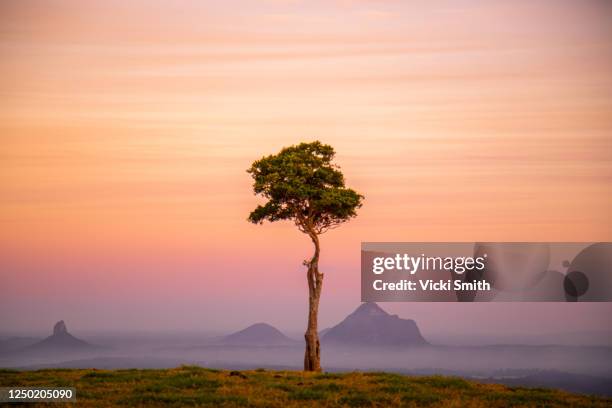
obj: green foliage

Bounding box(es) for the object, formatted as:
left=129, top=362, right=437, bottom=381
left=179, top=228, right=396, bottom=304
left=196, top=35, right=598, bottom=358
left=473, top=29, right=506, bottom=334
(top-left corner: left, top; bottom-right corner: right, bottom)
left=288, top=387, right=328, bottom=401
left=1, top=367, right=609, bottom=407
left=247, top=141, right=363, bottom=234
left=338, top=391, right=374, bottom=407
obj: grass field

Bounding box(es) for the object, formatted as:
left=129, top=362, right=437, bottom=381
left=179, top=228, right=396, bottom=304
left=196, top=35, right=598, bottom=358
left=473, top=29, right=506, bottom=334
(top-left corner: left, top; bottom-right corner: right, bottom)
left=1, top=366, right=610, bottom=407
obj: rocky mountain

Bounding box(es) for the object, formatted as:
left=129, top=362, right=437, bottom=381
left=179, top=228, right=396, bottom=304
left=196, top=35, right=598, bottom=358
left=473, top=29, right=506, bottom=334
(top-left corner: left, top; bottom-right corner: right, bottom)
left=322, top=302, right=428, bottom=347
left=219, top=323, right=297, bottom=346
left=26, top=321, right=93, bottom=351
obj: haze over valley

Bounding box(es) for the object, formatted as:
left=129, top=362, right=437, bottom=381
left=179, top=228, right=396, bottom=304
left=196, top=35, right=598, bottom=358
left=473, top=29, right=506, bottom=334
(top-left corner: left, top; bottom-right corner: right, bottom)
left=2, top=303, right=611, bottom=397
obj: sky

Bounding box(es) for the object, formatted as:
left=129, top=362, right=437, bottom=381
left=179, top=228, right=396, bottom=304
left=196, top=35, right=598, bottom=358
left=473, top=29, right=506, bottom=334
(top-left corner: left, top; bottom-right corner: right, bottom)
left=1, top=0, right=611, bottom=337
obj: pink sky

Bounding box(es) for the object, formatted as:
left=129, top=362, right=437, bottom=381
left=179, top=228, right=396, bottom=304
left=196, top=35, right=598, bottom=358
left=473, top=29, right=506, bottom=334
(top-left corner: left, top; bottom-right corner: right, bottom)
left=1, top=0, right=611, bottom=335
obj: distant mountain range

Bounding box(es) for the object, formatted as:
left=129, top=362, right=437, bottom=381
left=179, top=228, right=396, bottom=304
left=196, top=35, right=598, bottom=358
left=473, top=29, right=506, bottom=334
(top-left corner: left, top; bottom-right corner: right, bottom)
left=1, top=303, right=428, bottom=352
left=24, top=321, right=94, bottom=352
left=322, top=302, right=428, bottom=347
left=3, top=309, right=612, bottom=397
left=218, top=323, right=298, bottom=347
left=211, top=303, right=427, bottom=348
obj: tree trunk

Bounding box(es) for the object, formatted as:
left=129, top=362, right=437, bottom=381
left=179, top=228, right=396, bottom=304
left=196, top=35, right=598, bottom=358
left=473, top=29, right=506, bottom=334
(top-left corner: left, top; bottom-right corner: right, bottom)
left=304, top=232, right=323, bottom=371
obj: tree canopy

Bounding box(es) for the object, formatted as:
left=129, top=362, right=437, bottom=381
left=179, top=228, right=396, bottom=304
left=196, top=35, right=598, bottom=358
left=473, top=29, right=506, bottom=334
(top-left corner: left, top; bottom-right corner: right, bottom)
left=247, top=141, right=363, bottom=235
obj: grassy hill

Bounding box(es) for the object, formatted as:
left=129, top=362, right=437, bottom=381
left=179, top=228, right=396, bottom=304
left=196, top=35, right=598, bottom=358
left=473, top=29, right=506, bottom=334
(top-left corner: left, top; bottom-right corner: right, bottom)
left=1, top=366, right=610, bottom=407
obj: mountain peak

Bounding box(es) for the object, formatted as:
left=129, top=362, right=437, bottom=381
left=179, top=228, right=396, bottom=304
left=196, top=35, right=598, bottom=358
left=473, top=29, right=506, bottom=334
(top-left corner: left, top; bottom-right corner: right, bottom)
left=248, top=322, right=277, bottom=330
left=53, top=320, right=68, bottom=336
left=351, top=302, right=389, bottom=317
left=220, top=322, right=296, bottom=346
left=25, top=320, right=92, bottom=352
left=322, top=302, right=428, bottom=347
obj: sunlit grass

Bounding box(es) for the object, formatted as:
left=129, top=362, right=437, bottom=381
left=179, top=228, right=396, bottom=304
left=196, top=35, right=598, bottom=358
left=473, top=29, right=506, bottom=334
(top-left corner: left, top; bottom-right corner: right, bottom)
left=1, top=366, right=609, bottom=407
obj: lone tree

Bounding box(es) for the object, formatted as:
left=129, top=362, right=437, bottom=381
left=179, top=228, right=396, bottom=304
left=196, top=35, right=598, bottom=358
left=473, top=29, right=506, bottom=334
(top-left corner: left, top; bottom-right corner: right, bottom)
left=247, top=141, right=363, bottom=371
